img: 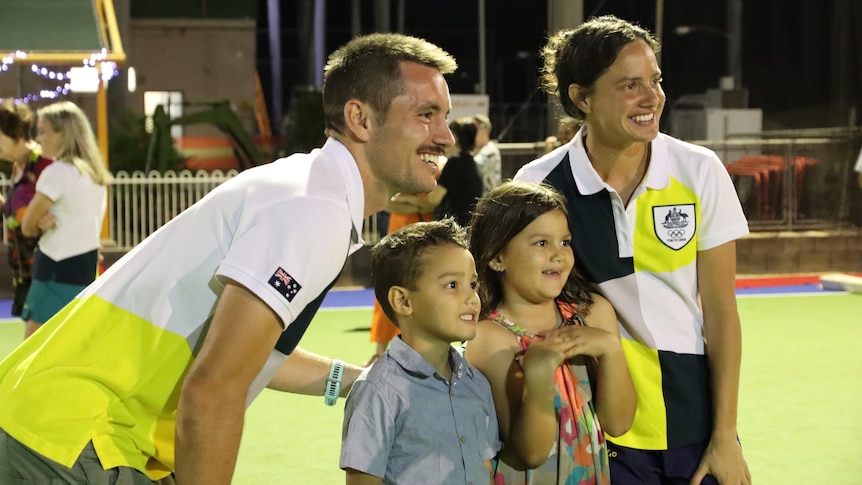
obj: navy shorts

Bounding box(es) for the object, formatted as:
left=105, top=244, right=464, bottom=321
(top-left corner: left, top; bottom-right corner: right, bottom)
left=608, top=440, right=718, bottom=484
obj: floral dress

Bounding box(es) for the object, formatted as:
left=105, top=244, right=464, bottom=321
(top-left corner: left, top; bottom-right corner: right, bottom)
left=2, top=150, right=52, bottom=316
left=489, top=300, right=609, bottom=485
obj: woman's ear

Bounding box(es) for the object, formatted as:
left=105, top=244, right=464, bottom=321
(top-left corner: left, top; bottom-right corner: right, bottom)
left=568, top=83, right=590, bottom=114
left=388, top=286, right=412, bottom=317
left=343, top=100, right=372, bottom=142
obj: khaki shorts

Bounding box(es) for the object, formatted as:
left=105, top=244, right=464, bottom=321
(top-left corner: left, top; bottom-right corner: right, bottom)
left=0, top=427, right=159, bottom=484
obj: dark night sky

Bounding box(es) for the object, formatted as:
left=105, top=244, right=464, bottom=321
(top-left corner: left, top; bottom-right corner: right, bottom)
left=257, top=0, right=857, bottom=137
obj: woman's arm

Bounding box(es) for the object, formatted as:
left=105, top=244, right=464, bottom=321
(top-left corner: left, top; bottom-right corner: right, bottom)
left=691, top=241, right=750, bottom=485
left=580, top=293, right=636, bottom=437
left=21, top=192, right=54, bottom=237
left=392, top=185, right=446, bottom=214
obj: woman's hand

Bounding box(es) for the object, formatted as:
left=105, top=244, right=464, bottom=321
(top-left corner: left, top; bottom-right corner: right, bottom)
left=37, top=212, right=57, bottom=232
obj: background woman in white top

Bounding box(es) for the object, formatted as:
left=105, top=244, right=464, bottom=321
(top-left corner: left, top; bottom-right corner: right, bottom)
left=20, top=101, right=111, bottom=339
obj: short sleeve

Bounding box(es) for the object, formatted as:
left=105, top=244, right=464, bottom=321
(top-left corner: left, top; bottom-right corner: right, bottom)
left=217, top=195, right=353, bottom=328
left=340, top=379, right=395, bottom=477
left=697, top=155, right=749, bottom=250
left=34, top=163, right=70, bottom=202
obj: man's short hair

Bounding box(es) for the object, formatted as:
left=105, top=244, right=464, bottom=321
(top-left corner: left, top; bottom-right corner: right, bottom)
left=371, top=218, right=468, bottom=324
left=323, top=33, right=457, bottom=134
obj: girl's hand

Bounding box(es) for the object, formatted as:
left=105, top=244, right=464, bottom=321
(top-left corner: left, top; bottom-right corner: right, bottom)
left=540, top=324, right=621, bottom=360
left=518, top=337, right=570, bottom=380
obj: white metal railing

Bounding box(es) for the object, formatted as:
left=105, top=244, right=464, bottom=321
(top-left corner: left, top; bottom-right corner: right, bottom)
left=0, top=170, right=382, bottom=251
left=108, top=170, right=239, bottom=250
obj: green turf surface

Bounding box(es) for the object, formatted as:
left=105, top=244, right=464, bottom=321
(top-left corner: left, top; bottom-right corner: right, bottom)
left=1, top=293, right=861, bottom=483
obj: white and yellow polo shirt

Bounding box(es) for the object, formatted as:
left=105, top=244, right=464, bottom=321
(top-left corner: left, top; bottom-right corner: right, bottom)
left=0, top=138, right=365, bottom=479
left=516, top=128, right=748, bottom=450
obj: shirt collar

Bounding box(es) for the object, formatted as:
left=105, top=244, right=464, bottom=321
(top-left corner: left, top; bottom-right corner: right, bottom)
left=387, top=336, right=475, bottom=382
left=567, top=126, right=670, bottom=194
left=321, top=137, right=366, bottom=248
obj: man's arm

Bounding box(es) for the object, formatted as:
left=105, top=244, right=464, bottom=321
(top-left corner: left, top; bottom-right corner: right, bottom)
left=691, top=241, right=751, bottom=485
left=267, top=347, right=364, bottom=397
left=174, top=280, right=283, bottom=485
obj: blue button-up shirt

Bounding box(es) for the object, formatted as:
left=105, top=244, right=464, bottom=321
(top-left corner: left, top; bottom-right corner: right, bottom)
left=340, top=336, right=501, bottom=485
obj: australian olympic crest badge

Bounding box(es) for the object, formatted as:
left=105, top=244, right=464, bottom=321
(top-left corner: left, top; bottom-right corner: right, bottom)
left=653, top=204, right=696, bottom=250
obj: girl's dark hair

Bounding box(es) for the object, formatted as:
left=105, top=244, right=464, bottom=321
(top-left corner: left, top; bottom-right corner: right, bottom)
left=469, top=180, right=593, bottom=318
left=540, top=15, right=660, bottom=122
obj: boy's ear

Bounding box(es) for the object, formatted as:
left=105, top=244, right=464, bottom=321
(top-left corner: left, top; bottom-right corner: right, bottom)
left=568, top=83, right=590, bottom=114
left=388, top=286, right=413, bottom=317
left=343, top=100, right=372, bottom=142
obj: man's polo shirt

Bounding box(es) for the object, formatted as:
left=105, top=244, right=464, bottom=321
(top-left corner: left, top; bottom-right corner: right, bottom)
left=0, top=138, right=365, bottom=479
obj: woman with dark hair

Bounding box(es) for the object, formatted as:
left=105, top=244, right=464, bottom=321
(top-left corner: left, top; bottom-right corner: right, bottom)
left=517, top=15, right=751, bottom=485
left=0, top=100, right=53, bottom=322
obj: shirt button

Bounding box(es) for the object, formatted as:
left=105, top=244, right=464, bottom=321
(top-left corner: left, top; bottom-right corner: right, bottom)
left=450, top=390, right=456, bottom=397
left=460, top=436, right=467, bottom=444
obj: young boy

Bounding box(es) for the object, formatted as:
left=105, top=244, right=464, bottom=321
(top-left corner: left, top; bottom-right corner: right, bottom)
left=340, top=219, right=500, bottom=485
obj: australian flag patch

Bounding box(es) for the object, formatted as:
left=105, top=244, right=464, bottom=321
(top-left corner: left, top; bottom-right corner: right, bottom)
left=269, top=267, right=302, bottom=302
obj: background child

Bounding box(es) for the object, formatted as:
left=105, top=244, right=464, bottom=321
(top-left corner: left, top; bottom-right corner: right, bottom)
left=340, top=219, right=500, bottom=485
left=465, top=180, right=635, bottom=484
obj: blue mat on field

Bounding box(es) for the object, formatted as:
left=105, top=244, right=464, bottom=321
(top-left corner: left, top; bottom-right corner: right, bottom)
left=1, top=283, right=840, bottom=321
left=0, top=288, right=377, bottom=321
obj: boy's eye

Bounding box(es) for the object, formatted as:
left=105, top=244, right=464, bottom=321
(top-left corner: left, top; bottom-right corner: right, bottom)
left=445, top=281, right=457, bottom=289
left=562, top=239, right=572, bottom=247
left=536, top=240, right=547, bottom=246
left=470, top=281, right=478, bottom=290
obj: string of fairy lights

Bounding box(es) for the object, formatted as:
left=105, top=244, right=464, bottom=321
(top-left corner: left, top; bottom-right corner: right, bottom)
left=0, top=49, right=118, bottom=104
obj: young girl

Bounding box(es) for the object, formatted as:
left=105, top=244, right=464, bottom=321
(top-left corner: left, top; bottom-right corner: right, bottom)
left=465, top=180, right=636, bottom=484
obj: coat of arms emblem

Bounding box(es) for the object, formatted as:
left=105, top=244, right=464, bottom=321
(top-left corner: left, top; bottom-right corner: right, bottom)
left=653, top=204, right=696, bottom=250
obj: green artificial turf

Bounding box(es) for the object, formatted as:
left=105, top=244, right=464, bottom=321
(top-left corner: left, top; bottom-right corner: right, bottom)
left=735, top=293, right=862, bottom=484
left=1, top=293, right=861, bottom=484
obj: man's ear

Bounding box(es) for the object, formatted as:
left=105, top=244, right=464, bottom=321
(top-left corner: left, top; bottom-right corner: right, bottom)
left=568, top=83, right=590, bottom=114
left=343, top=100, right=373, bottom=142
left=388, top=286, right=413, bottom=317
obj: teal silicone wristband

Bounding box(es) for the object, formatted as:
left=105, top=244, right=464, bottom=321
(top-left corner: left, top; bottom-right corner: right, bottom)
left=324, top=359, right=344, bottom=406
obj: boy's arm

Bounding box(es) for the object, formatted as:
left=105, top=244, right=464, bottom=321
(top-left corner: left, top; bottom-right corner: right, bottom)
left=267, top=347, right=364, bottom=397
left=692, top=241, right=751, bottom=485
left=346, top=468, right=383, bottom=485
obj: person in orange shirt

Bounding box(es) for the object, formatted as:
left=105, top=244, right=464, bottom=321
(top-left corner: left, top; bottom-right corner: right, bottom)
left=365, top=185, right=438, bottom=365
